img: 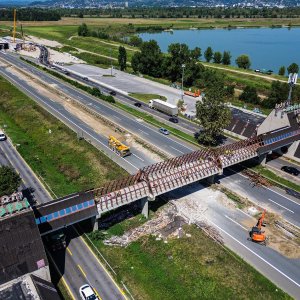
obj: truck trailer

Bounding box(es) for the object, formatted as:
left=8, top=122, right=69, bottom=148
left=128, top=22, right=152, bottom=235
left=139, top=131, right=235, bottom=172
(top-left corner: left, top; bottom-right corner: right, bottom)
left=149, top=99, right=178, bottom=116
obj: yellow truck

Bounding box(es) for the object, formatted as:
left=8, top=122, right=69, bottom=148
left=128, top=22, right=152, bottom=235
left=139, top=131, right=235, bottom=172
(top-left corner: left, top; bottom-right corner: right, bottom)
left=108, top=136, right=131, bottom=157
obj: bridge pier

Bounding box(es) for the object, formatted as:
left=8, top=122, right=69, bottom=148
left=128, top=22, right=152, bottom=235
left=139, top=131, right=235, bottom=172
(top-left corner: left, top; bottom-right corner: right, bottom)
left=141, top=195, right=155, bottom=219
left=91, top=215, right=101, bottom=231
left=206, top=175, right=215, bottom=185
left=258, top=154, right=267, bottom=166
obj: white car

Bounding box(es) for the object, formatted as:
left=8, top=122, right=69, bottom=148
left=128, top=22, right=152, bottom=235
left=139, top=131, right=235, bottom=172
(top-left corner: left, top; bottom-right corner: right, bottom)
left=79, top=284, right=99, bottom=300
left=0, top=131, right=6, bottom=141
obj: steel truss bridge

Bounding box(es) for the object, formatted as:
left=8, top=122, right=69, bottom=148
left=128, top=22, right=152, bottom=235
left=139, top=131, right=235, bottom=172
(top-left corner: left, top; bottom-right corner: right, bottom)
left=35, top=126, right=300, bottom=235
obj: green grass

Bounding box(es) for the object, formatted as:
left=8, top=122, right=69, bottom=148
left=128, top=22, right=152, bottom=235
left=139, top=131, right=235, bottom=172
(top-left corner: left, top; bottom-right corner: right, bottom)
left=88, top=222, right=291, bottom=300
left=230, top=99, right=271, bottom=115
left=252, top=165, right=300, bottom=193
left=129, top=93, right=167, bottom=103
left=74, top=51, right=118, bottom=68
left=0, top=76, right=126, bottom=197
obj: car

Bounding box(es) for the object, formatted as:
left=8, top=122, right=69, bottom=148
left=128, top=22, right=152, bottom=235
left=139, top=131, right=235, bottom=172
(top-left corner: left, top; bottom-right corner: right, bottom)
left=83, top=77, right=89, bottom=81
left=0, top=131, right=7, bottom=141
left=159, top=127, right=169, bottom=135
left=79, top=284, right=99, bottom=300
left=169, top=117, right=178, bottom=123
left=281, top=166, right=300, bottom=176
left=134, top=102, right=142, bottom=107
left=110, top=91, right=116, bottom=96
left=254, top=69, right=260, bottom=73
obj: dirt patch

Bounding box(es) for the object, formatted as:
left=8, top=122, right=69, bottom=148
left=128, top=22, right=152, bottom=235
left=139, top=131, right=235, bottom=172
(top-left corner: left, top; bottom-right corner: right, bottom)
left=27, top=35, right=62, bottom=48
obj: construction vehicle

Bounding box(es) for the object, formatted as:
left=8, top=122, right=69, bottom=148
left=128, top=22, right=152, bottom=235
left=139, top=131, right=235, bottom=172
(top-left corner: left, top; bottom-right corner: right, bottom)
left=184, top=89, right=200, bottom=98
left=249, top=209, right=267, bottom=245
left=108, top=136, right=131, bottom=157
left=149, top=99, right=178, bottom=116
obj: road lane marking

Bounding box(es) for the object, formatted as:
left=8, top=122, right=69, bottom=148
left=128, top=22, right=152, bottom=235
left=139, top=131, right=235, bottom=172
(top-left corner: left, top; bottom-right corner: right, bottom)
left=236, top=208, right=253, bottom=219
left=170, top=146, right=185, bottom=154
left=46, top=249, right=76, bottom=300
left=0, top=69, right=139, bottom=174
left=225, top=215, right=248, bottom=231
left=66, top=247, right=73, bottom=256
left=93, top=288, right=103, bottom=300
left=113, top=115, right=121, bottom=120
left=132, top=153, right=144, bottom=162
left=268, top=198, right=294, bottom=213
left=77, top=264, right=87, bottom=278
left=210, top=220, right=300, bottom=289
left=265, top=186, right=300, bottom=206
left=73, top=227, right=127, bottom=300
left=138, top=129, right=149, bottom=135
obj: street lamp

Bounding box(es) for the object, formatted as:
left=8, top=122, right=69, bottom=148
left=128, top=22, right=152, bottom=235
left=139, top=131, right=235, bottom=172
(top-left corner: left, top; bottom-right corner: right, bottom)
left=287, top=73, right=298, bottom=106
left=181, top=64, right=185, bottom=100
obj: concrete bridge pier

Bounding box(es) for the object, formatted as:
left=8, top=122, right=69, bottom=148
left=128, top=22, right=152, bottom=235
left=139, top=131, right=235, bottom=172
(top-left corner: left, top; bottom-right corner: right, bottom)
left=91, top=215, right=101, bottom=231
left=140, top=195, right=155, bottom=218
left=258, top=153, right=267, bottom=166
left=206, top=174, right=215, bottom=185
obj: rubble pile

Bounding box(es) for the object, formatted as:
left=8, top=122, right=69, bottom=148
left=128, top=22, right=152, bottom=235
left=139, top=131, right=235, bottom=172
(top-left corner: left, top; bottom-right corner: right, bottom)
left=242, top=170, right=271, bottom=187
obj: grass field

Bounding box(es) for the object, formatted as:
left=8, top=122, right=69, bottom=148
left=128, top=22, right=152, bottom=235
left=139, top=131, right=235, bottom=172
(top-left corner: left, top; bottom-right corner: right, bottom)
left=0, top=75, right=127, bottom=197
left=129, top=93, right=167, bottom=102
left=88, top=215, right=291, bottom=300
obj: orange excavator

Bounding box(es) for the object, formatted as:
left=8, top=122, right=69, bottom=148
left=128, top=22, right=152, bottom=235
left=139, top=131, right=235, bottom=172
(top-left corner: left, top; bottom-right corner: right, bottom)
left=249, top=209, right=267, bottom=245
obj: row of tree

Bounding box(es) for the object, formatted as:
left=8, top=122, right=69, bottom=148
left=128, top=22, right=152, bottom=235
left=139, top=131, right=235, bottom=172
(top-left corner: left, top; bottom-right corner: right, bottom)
left=0, top=8, right=61, bottom=21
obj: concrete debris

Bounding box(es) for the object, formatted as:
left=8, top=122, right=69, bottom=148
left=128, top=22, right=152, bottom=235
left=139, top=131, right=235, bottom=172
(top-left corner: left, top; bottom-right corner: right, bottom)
left=242, top=170, right=271, bottom=187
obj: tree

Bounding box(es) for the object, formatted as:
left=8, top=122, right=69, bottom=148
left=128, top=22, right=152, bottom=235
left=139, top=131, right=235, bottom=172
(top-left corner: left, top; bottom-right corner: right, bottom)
left=131, top=40, right=163, bottom=77
left=118, top=46, right=127, bottom=71
left=78, top=23, right=88, bottom=37
left=235, top=54, right=251, bottom=69
left=129, top=35, right=143, bottom=47
left=204, top=46, right=213, bottom=62
left=213, top=51, right=222, bottom=64
left=278, top=66, right=285, bottom=76
left=0, top=166, right=21, bottom=197
left=239, top=86, right=260, bottom=104
left=287, top=63, right=299, bottom=74
left=195, top=86, right=231, bottom=145
left=222, top=51, right=231, bottom=65
left=263, top=81, right=289, bottom=108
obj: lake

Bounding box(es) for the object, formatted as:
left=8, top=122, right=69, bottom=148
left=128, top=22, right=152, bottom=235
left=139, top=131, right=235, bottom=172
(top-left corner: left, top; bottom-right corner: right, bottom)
left=139, top=27, right=300, bottom=72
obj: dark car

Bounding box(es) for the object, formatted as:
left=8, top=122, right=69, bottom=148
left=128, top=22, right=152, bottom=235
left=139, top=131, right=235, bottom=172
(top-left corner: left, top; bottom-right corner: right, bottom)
left=134, top=102, right=142, bottom=107
left=281, top=166, right=299, bottom=176
left=110, top=91, right=116, bottom=96
left=169, top=117, right=179, bottom=123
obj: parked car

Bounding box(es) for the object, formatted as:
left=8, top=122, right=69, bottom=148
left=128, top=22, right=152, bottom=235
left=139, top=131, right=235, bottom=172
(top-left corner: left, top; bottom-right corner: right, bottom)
left=79, top=284, right=99, bottom=300
left=110, top=91, right=116, bottom=96
left=254, top=69, right=260, bottom=73
left=281, top=166, right=299, bottom=176
left=159, top=128, right=169, bottom=135
left=169, top=117, right=179, bottom=123
left=134, top=102, right=142, bottom=107
left=0, top=131, right=6, bottom=141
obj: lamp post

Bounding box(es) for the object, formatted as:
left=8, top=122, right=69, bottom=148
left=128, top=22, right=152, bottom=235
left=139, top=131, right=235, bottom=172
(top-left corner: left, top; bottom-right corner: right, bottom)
left=181, top=64, right=185, bottom=100
left=287, top=73, right=298, bottom=106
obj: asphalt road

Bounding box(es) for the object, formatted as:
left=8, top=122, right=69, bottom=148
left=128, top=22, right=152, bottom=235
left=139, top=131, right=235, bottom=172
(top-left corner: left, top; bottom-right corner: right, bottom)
left=2, top=51, right=300, bottom=298
left=0, top=138, right=126, bottom=299
left=0, top=52, right=196, bottom=159
left=0, top=139, right=52, bottom=204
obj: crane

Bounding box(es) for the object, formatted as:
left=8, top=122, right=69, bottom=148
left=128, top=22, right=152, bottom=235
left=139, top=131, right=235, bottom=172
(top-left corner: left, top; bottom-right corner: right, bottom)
left=249, top=209, right=267, bottom=245
left=108, top=136, right=131, bottom=157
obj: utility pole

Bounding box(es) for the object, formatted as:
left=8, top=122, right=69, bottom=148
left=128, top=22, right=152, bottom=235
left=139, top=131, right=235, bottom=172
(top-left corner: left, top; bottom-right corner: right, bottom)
left=110, top=48, right=113, bottom=76
left=181, top=64, right=185, bottom=100
left=287, top=73, right=298, bottom=106
left=13, top=9, right=16, bottom=43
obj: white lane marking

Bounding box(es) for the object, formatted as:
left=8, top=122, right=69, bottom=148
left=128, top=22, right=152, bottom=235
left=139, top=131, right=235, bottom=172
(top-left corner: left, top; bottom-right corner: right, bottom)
left=268, top=198, right=294, bottom=213
left=113, top=115, right=121, bottom=120
left=138, top=129, right=149, bottom=135
left=132, top=153, right=144, bottom=162
left=265, top=186, right=300, bottom=206
left=236, top=208, right=253, bottom=219
left=210, top=220, right=300, bottom=289
left=13, top=55, right=195, bottom=153
left=170, top=146, right=185, bottom=154
left=225, top=215, right=248, bottom=231
left=0, top=70, right=139, bottom=172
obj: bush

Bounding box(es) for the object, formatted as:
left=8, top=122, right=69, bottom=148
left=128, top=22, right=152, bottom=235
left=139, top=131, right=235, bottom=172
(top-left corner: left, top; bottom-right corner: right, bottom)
left=239, top=86, right=260, bottom=104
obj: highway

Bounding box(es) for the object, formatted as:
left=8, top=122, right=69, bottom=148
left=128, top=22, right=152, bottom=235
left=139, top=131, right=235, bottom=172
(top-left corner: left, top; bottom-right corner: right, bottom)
left=0, top=139, right=52, bottom=203
left=1, top=51, right=300, bottom=298
left=0, top=139, right=127, bottom=299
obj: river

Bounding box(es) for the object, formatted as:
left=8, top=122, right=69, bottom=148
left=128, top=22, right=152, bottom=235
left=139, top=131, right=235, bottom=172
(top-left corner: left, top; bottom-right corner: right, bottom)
left=139, top=27, right=300, bottom=73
